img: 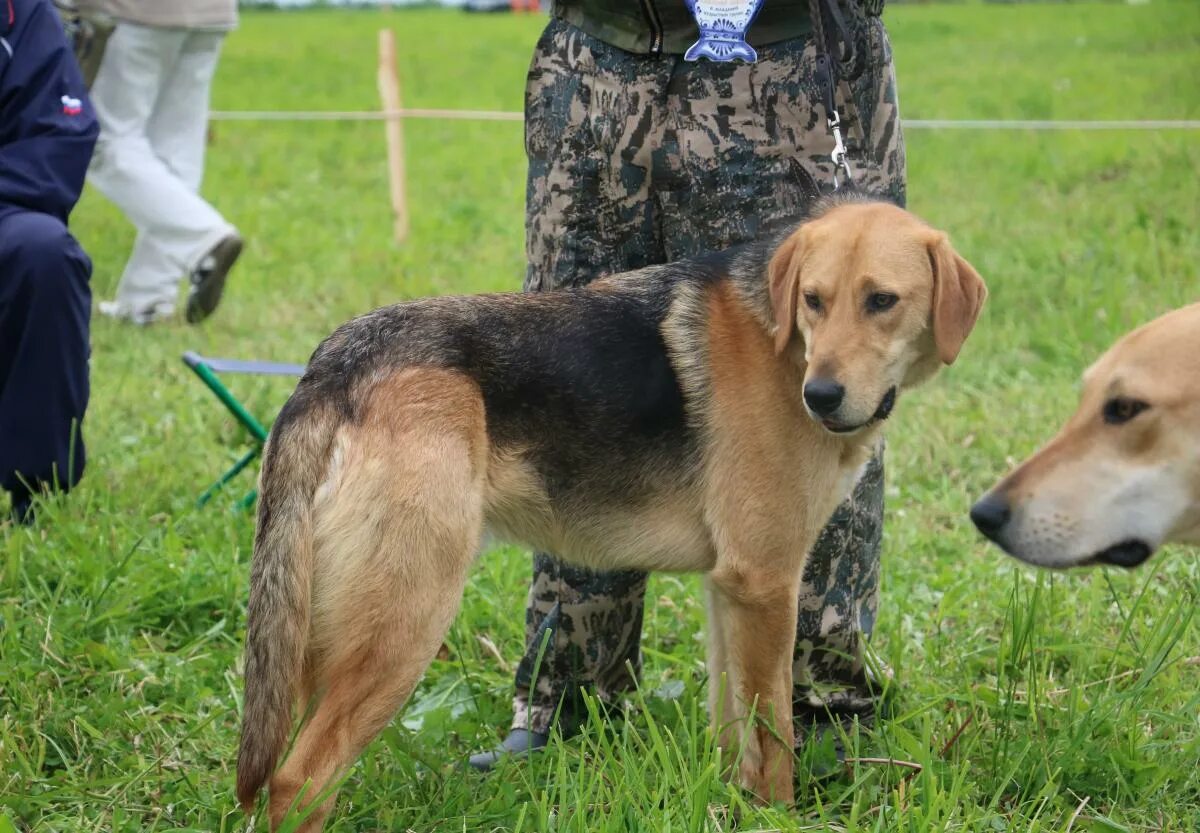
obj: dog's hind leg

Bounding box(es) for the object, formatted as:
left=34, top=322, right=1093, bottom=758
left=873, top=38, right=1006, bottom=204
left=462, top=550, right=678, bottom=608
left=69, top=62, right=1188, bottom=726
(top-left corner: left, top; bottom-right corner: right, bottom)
left=266, top=369, right=487, bottom=832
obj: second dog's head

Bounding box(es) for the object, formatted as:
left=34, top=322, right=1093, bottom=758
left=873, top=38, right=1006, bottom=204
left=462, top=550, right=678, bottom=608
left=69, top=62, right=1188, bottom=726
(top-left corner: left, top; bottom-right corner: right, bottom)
left=971, top=304, right=1200, bottom=569
left=770, top=198, right=987, bottom=435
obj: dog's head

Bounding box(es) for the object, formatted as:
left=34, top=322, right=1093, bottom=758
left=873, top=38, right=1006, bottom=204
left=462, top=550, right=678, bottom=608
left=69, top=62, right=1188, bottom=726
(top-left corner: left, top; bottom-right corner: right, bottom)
left=770, top=198, right=987, bottom=435
left=971, top=304, right=1200, bottom=569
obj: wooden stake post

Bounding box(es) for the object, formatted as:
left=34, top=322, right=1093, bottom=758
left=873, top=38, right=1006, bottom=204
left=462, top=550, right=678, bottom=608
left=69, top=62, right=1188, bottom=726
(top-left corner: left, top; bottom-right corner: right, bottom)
left=377, top=29, right=408, bottom=244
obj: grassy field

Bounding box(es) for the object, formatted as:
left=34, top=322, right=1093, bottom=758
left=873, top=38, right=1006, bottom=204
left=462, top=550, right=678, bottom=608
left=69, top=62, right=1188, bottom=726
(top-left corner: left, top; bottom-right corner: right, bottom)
left=3, top=2, right=1199, bottom=830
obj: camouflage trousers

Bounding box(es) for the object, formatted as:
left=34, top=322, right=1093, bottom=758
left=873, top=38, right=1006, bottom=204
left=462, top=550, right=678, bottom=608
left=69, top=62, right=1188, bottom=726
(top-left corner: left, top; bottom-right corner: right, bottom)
left=513, top=12, right=906, bottom=737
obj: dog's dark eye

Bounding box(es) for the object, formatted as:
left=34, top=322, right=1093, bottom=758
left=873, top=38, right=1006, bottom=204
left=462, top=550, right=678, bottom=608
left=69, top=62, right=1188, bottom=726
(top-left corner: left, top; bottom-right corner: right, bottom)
left=866, top=292, right=899, bottom=313
left=1102, top=397, right=1149, bottom=425
left=803, top=292, right=823, bottom=313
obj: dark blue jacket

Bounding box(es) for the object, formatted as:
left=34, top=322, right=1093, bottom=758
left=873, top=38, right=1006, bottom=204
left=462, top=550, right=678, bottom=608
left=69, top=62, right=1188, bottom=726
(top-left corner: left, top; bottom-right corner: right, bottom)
left=0, top=0, right=97, bottom=224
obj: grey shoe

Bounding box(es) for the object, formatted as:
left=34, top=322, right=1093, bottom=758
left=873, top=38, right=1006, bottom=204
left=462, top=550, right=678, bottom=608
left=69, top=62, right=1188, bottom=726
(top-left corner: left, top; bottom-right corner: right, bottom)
left=97, top=299, right=175, bottom=326
left=467, top=729, right=551, bottom=772
left=186, top=232, right=242, bottom=324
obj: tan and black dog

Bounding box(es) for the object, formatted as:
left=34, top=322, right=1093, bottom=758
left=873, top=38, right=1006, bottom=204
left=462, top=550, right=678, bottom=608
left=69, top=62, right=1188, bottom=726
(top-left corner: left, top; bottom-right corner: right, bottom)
left=236, top=195, right=987, bottom=830
left=972, top=303, right=1200, bottom=569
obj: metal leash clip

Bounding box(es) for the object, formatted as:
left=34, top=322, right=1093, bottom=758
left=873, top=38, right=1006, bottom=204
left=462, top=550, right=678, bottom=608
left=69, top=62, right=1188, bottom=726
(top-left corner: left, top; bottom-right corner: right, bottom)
left=828, top=110, right=854, bottom=190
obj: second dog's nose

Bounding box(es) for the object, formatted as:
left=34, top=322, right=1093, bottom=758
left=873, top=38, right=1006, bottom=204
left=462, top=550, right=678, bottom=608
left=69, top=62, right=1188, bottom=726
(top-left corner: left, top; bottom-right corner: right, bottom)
left=803, top=379, right=845, bottom=417
left=970, top=493, right=1011, bottom=541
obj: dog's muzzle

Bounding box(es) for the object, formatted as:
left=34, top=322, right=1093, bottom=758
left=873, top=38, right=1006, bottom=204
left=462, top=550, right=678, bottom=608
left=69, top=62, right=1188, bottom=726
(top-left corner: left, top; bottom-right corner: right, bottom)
left=820, top=386, right=897, bottom=434
left=969, top=492, right=1011, bottom=544
left=1091, top=540, right=1153, bottom=569
left=872, top=386, right=897, bottom=422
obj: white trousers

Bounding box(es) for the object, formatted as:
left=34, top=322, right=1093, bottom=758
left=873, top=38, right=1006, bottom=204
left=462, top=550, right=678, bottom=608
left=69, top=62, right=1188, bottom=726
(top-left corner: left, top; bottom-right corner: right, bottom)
left=88, top=22, right=234, bottom=311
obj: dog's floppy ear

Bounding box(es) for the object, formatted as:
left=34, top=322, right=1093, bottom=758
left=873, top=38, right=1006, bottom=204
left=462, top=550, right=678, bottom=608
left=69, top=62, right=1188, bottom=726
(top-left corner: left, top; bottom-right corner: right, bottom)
left=928, top=234, right=987, bottom=365
left=769, top=231, right=805, bottom=355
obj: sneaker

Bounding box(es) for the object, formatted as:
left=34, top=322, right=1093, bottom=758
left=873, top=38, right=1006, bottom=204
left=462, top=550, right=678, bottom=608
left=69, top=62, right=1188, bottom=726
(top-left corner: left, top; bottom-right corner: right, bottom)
left=468, top=701, right=593, bottom=772
left=467, top=729, right=552, bottom=772
left=186, top=232, right=243, bottom=324
left=97, top=299, right=176, bottom=325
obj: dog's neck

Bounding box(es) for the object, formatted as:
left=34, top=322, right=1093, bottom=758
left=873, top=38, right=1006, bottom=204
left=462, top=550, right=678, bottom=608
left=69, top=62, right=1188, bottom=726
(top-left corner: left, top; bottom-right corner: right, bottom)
left=729, top=235, right=793, bottom=335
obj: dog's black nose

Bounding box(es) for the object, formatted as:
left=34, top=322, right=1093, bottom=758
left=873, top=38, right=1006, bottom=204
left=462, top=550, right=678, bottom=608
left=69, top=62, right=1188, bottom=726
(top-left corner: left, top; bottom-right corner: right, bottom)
left=970, top=493, right=1011, bottom=541
left=803, top=379, right=845, bottom=417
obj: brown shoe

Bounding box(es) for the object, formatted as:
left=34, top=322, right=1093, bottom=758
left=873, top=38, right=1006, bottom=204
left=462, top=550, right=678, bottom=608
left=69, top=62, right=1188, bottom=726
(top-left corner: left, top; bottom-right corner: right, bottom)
left=186, top=232, right=242, bottom=324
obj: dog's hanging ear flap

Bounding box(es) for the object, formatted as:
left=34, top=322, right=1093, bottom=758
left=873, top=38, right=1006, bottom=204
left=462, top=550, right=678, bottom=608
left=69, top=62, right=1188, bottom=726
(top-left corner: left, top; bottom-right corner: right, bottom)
left=928, top=234, right=987, bottom=365
left=769, top=231, right=804, bottom=355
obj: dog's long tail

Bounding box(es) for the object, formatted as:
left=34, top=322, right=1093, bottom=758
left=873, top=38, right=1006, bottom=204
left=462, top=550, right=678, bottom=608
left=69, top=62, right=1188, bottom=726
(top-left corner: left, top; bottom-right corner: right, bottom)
left=236, top=394, right=338, bottom=812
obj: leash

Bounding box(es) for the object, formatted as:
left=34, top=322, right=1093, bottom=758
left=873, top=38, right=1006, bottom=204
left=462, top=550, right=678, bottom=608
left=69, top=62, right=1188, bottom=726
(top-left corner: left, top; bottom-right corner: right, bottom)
left=807, top=0, right=857, bottom=190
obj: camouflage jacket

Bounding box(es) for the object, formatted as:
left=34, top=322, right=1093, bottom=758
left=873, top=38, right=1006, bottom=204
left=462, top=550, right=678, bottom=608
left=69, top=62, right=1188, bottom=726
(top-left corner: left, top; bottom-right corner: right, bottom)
left=550, top=0, right=885, bottom=55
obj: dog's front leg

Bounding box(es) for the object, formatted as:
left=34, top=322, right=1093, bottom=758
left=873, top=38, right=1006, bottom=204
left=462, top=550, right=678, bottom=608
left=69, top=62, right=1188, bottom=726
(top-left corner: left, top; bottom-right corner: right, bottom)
left=707, top=563, right=799, bottom=804
left=704, top=576, right=738, bottom=756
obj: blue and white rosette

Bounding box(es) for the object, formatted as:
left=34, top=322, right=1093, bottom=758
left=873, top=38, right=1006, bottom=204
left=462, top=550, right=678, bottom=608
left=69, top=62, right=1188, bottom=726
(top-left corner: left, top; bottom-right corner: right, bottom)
left=684, top=0, right=766, bottom=63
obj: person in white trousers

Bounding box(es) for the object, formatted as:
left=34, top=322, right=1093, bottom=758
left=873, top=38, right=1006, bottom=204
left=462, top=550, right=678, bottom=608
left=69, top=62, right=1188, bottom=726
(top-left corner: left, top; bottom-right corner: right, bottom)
left=82, top=0, right=240, bottom=325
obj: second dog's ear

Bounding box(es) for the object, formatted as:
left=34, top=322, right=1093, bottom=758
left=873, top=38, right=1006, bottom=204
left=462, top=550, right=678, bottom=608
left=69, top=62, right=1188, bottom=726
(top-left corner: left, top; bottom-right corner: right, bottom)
left=928, top=234, right=987, bottom=365
left=769, top=231, right=805, bottom=355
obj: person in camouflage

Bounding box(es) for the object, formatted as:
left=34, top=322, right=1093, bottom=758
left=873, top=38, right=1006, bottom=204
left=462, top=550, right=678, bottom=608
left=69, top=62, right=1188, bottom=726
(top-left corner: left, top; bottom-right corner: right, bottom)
left=470, top=0, right=905, bottom=770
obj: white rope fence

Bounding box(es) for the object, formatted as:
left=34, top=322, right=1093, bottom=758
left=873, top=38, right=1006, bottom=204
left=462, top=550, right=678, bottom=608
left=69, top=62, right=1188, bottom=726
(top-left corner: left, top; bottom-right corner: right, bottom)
left=249, top=29, right=1200, bottom=246
left=210, top=109, right=1200, bottom=130
left=904, top=118, right=1200, bottom=130
left=213, top=108, right=523, bottom=122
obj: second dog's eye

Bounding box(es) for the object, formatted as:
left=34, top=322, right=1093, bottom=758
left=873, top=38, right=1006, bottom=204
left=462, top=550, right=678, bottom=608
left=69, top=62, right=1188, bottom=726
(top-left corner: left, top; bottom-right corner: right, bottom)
left=866, top=292, right=899, bottom=313
left=804, top=292, right=823, bottom=313
left=1102, top=397, right=1149, bottom=425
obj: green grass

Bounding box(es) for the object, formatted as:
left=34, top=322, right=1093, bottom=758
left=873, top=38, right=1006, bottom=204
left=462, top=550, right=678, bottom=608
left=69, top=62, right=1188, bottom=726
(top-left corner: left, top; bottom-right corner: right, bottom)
left=3, top=2, right=1199, bottom=830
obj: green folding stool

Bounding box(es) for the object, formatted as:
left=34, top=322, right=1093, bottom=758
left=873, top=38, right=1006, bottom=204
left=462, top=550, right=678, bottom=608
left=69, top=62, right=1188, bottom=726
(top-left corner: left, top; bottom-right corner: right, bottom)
left=182, top=351, right=305, bottom=509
